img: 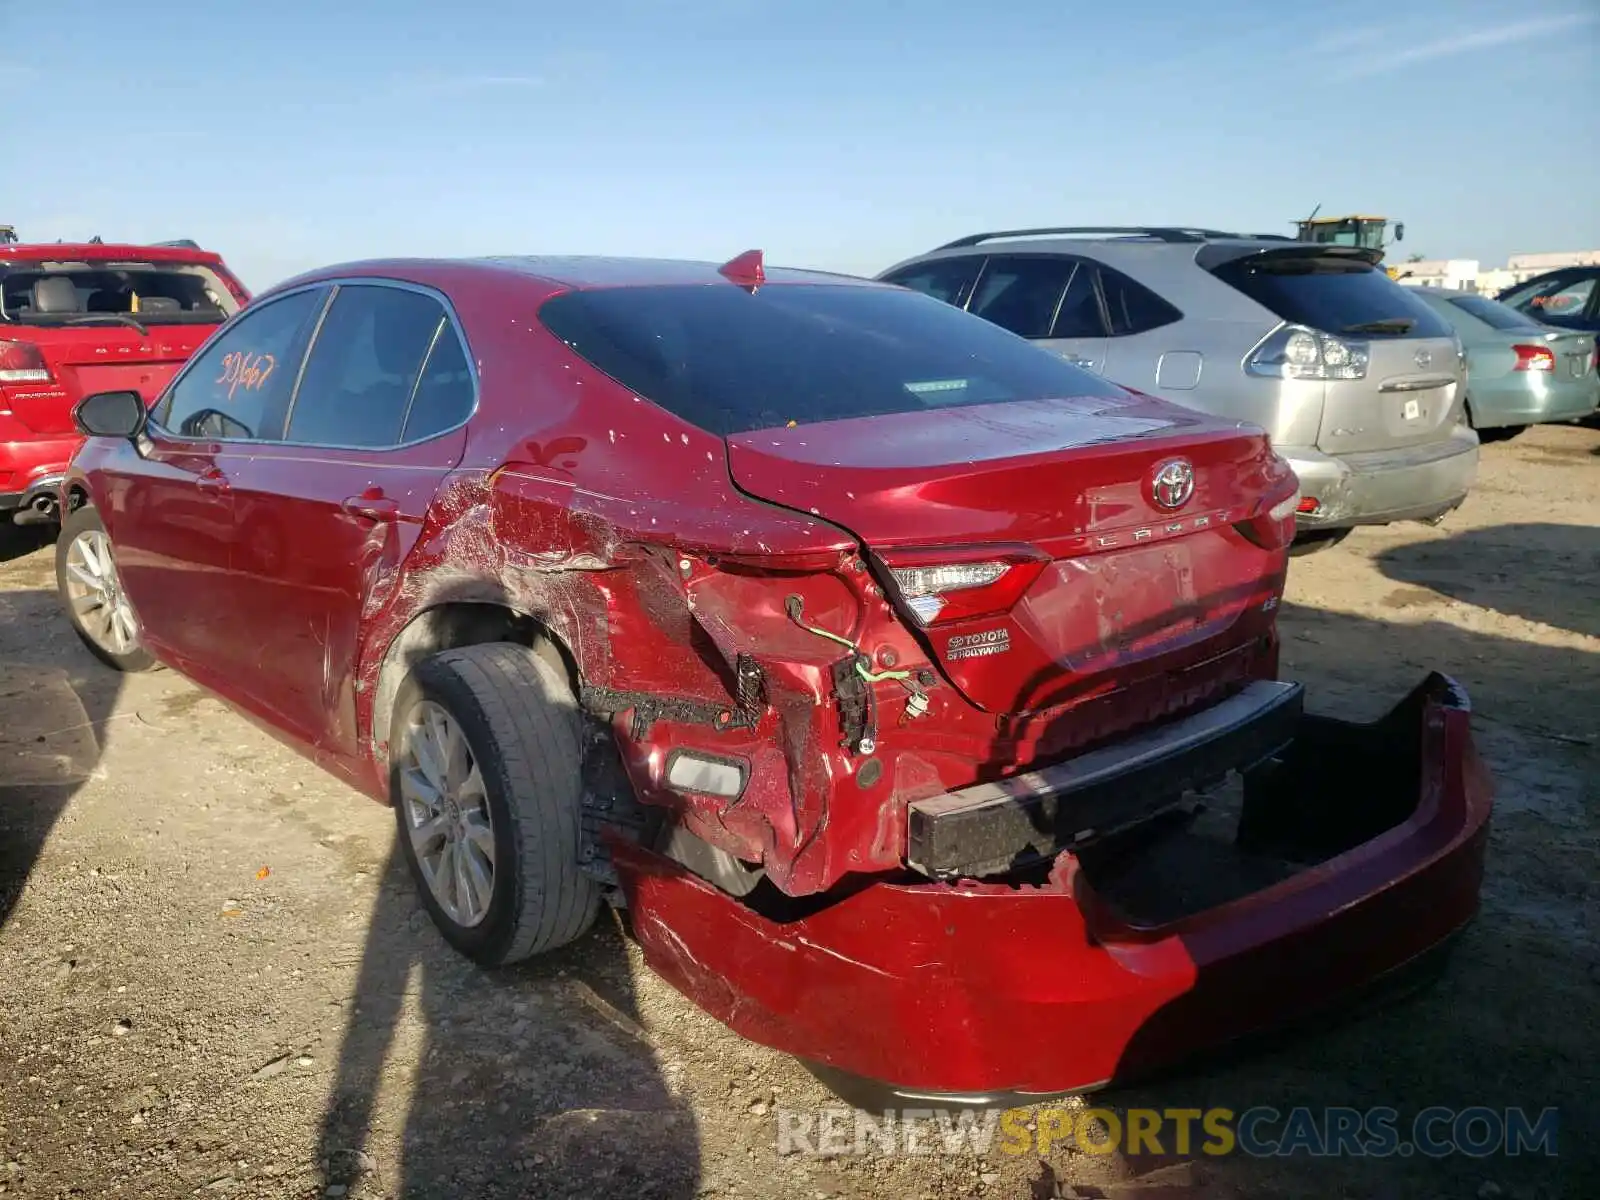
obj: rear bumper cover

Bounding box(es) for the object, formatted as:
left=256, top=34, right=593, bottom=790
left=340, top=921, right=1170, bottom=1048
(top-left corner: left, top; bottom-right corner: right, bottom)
left=0, top=434, right=81, bottom=512
left=1469, top=380, right=1600, bottom=428
left=1284, top=428, right=1479, bottom=529
left=614, top=673, right=1491, bottom=1097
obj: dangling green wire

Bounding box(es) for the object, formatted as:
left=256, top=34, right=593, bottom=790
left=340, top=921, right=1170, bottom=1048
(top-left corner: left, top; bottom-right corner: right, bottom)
left=784, top=596, right=913, bottom=684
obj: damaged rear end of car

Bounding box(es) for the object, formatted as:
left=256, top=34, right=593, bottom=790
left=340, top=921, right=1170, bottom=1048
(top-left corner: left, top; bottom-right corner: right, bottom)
left=493, top=269, right=1493, bottom=1097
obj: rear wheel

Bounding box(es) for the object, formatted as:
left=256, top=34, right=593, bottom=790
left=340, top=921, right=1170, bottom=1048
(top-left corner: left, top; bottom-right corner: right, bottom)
left=390, top=642, right=601, bottom=966
left=54, top=505, right=158, bottom=672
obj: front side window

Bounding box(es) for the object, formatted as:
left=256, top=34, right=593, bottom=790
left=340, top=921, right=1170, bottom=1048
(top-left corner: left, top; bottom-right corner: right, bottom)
left=156, top=288, right=327, bottom=440
left=286, top=285, right=459, bottom=448
left=1498, top=273, right=1595, bottom=320
left=538, top=282, right=1129, bottom=436
left=881, top=257, right=985, bottom=309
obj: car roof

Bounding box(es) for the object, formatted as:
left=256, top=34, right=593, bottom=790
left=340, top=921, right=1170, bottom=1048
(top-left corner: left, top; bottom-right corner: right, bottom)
left=281, top=254, right=880, bottom=294
left=878, top=229, right=1368, bottom=278
left=0, top=241, right=227, bottom=266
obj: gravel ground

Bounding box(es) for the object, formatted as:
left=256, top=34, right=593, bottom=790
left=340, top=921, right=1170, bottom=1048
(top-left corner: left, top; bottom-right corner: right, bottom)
left=1, top=423, right=1596, bottom=1200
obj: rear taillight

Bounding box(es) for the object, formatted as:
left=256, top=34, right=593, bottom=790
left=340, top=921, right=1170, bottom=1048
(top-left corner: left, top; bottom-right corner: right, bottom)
left=1247, top=324, right=1369, bottom=382
left=884, top=547, right=1048, bottom=627
left=1512, top=344, right=1556, bottom=372
left=0, top=339, right=52, bottom=384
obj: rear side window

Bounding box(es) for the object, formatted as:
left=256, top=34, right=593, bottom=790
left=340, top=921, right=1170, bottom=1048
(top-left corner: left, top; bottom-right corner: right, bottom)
left=286, top=285, right=464, bottom=447
left=1445, top=294, right=1543, bottom=332
left=1097, top=265, right=1183, bottom=336
left=1049, top=263, right=1104, bottom=338
left=967, top=256, right=1076, bottom=338
left=403, top=320, right=475, bottom=443
left=881, top=257, right=983, bottom=308
left=157, top=288, right=327, bottom=440
left=538, top=283, right=1128, bottom=436
left=1210, top=255, right=1454, bottom=339
left=0, top=261, right=241, bottom=326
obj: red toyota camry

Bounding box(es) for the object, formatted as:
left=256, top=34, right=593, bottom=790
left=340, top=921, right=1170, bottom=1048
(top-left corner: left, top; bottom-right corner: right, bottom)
left=55, top=251, right=1491, bottom=1098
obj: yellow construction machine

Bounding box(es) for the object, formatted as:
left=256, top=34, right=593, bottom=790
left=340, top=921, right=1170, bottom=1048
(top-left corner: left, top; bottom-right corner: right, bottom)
left=1294, top=209, right=1405, bottom=277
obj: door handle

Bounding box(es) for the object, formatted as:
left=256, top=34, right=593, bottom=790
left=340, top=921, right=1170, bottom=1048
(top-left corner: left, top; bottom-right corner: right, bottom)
left=196, top=468, right=230, bottom=493
left=342, top=492, right=399, bottom=522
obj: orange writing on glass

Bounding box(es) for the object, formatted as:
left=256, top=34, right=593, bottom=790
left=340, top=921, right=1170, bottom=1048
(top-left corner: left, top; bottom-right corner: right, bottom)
left=216, top=351, right=277, bottom=400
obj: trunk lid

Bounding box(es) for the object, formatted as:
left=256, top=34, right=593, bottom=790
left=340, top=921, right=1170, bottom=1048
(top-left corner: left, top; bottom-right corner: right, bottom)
left=1546, top=329, right=1599, bottom=382
left=727, top=396, right=1291, bottom=714
left=4, top=324, right=212, bottom=434
left=1317, top=333, right=1462, bottom=455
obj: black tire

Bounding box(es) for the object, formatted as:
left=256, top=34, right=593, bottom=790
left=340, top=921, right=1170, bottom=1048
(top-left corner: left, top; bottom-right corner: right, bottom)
left=54, top=504, right=159, bottom=673
left=390, top=642, right=601, bottom=966
left=1288, top=528, right=1353, bottom=557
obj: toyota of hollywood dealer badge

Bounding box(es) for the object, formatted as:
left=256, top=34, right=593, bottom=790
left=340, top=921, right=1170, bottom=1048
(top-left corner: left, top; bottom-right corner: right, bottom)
left=1151, top=457, right=1196, bottom=510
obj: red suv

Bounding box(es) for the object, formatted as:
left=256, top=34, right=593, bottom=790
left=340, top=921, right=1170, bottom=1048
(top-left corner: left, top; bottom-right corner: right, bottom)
left=55, top=252, right=1491, bottom=1098
left=0, top=237, right=249, bottom=524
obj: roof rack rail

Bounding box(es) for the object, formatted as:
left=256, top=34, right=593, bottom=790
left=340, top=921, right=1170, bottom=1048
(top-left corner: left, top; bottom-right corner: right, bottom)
left=933, top=226, right=1300, bottom=250
left=150, top=239, right=201, bottom=249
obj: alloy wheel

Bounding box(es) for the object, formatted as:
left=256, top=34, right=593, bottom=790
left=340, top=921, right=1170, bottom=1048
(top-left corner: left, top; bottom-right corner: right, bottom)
left=398, top=699, right=496, bottom=927
left=63, top=529, right=140, bottom=656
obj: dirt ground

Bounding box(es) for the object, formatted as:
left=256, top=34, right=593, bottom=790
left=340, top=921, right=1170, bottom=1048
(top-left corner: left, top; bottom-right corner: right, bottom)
left=1, top=423, right=1596, bottom=1200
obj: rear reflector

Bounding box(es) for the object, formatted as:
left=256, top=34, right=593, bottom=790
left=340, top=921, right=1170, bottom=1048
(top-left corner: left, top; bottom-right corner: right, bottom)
left=1296, top=497, right=1319, bottom=514
left=666, top=752, right=747, bottom=798
left=1512, top=344, right=1555, bottom=372
left=884, top=549, right=1048, bottom=627
left=0, top=339, right=52, bottom=384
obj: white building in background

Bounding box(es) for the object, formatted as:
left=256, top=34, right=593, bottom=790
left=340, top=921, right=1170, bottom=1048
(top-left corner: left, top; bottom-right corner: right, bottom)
left=1393, top=259, right=1479, bottom=290
left=1477, top=267, right=1517, bottom=295
left=1503, top=250, right=1600, bottom=284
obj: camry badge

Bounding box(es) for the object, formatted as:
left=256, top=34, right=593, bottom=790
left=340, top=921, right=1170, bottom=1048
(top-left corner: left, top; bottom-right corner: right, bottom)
left=1151, top=458, right=1195, bottom=510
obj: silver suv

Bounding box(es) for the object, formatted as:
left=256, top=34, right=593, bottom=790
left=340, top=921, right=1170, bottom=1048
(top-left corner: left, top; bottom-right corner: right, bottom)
left=879, top=227, right=1477, bottom=546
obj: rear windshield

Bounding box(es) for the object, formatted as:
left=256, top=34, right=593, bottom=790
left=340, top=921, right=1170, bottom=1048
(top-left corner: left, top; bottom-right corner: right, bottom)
left=0, top=261, right=241, bottom=327
left=1210, top=255, right=1454, bottom=340
left=538, top=283, right=1128, bottom=435
left=1445, top=293, right=1543, bottom=332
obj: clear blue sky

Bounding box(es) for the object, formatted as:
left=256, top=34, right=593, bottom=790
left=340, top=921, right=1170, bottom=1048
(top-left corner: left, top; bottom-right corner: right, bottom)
left=5, top=0, right=1597, bottom=292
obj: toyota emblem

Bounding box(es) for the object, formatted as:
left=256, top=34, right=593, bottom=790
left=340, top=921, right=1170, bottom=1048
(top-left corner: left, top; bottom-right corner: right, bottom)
left=1151, top=458, right=1195, bottom=510
left=1415, top=348, right=1433, bottom=369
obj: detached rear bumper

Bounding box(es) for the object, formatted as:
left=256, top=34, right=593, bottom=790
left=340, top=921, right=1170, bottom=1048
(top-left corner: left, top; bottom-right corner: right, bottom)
left=614, top=674, right=1491, bottom=1098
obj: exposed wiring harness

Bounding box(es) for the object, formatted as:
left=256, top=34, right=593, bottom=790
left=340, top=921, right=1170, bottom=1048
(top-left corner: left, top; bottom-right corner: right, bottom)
left=785, top=595, right=926, bottom=755
left=784, top=594, right=912, bottom=684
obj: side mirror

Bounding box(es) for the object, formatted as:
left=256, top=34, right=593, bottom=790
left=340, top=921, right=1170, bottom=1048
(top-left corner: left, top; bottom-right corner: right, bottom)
left=1393, top=222, right=1405, bottom=243
left=73, top=390, right=148, bottom=439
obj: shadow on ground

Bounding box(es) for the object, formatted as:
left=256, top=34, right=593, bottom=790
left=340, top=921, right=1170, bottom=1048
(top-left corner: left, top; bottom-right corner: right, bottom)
left=0, top=523, right=52, bottom=565
left=1374, top=521, right=1600, bottom=640
left=317, top=856, right=701, bottom=1199
left=3, top=527, right=701, bottom=1198
left=0, top=542, right=123, bottom=936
